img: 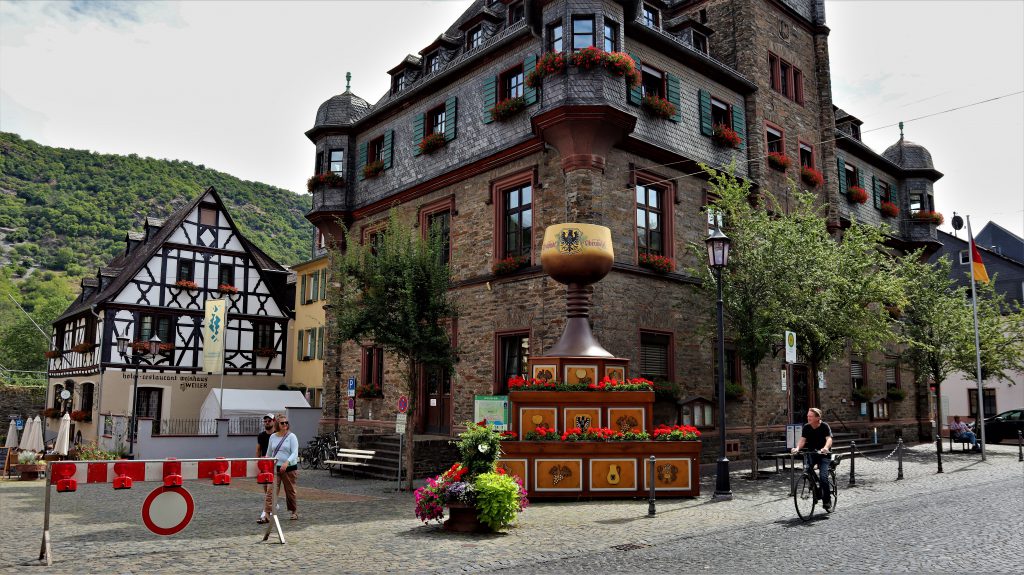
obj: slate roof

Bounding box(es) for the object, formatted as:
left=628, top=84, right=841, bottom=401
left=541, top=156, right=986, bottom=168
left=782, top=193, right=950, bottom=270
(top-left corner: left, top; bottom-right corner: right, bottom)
left=313, top=90, right=371, bottom=129
left=883, top=138, right=935, bottom=170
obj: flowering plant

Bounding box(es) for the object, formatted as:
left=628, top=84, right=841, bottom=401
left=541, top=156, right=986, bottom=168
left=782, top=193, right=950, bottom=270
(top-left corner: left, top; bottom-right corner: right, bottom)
left=524, top=425, right=561, bottom=441
left=175, top=279, right=199, bottom=290
left=913, top=210, right=943, bottom=225
left=711, top=124, right=742, bottom=148
left=766, top=152, right=791, bottom=171
left=560, top=426, right=650, bottom=441
left=642, top=95, right=676, bottom=119
left=492, top=255, right=529, bottom=275
left=526, top=51, right=567, bottom=87
left=418, top=132, right=447, bottom=154
left=306, top=172, right=346, bottom=193
left=217, top=284, right=238, bottom=294
left=570, top=46, right=605, bottom=70
left=414, top=463, right=467, bottom=523
left=880, top=200, right=899, bottom=218
left=362, top=160, right=385, bottom=179
left=356, top=383, right=382, bottom=399
left=499, top=430, right=518, bottom=440
left=639, top=253, right=674, bottom=273
left=491, top=96, right=526, bottom=121
left=71, top=342, right=94, bottom=353
left=602, top=51, right=640, bottom=87
left=651, top=424, right=701, bottom=441
left=508, top=375, right=654, bottom=392
left=255, top=347, right=278, bottom=358
left=800, top=166, right=824, bottom=188
left=69, top=409, right=91, bottom=422
left=131, top=341, right=175, bottom=353
left=42, top=407, right=60, bottom=418
left=847, top=185, right=869, bottom=204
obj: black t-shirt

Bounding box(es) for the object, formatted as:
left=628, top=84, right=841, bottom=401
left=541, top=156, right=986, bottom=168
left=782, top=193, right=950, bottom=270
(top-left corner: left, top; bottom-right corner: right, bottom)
left=257, top=430, right=272, bottom=456
left=801, top=421, right=833, bottom=451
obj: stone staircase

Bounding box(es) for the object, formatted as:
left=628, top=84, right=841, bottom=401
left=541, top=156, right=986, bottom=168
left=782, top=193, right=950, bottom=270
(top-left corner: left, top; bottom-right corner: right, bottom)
left=352, top=435, right=402, bottom=481
left=756, top=431, right=892, bottom=465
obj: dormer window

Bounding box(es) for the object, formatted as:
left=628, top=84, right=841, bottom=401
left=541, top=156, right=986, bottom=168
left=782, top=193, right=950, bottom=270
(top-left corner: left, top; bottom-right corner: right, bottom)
left=392, top=73, right=406, bottom=94
left=850, top=123, right=861, bottom=140
left=467, top=26, right=484, bottom=50
left=692, top=30, right=709, bottom=54
left=426, top=51, right=441, bottom=74
left=642, top=5, right=660, bottom=29
left=508, top=1, right=524, bottom=24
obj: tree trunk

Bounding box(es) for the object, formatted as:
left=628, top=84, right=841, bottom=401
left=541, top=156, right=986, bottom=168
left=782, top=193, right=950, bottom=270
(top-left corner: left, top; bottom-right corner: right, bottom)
left=748, top=367, right=759, bottom=480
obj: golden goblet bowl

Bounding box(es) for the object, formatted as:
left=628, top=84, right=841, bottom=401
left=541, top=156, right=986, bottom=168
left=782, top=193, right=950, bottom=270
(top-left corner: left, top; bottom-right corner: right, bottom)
left=540, top=223, right=614, bottom=285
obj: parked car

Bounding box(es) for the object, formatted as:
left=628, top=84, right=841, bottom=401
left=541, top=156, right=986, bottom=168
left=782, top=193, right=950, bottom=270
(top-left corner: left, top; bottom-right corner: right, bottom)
left=976, top=409, right=1024, bottom=443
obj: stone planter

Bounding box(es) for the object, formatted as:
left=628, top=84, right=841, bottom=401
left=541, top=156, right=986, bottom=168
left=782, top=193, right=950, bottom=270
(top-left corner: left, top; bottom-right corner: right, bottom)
left=17, top=463, right=46, bottom=481
left=443, top=502, right=491, bottom=533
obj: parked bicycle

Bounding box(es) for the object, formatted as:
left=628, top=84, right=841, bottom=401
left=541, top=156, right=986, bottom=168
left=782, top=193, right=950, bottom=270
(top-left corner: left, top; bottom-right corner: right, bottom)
left=792, top=450, right=842, bottom=521
left=299, top=431, right=339, bottom=470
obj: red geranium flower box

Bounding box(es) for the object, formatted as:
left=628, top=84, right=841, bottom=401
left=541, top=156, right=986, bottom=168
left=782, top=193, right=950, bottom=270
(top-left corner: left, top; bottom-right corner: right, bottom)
left=766, top=152, right=791, bottom=172
left=880, top=200, right=899, bottom=218
left=638, top=253, right=674, bottom=273
left=847, top=185, right=869, bottom=204
left=711, top=124, right=742, bottom=149
left=800, top=166, right=824, bottom=188
left=913, top=210, right=943, bottom=225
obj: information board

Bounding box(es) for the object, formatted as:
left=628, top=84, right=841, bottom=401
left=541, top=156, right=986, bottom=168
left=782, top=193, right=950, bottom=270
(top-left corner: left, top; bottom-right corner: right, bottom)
left=473, top=396, right=509, bottom=431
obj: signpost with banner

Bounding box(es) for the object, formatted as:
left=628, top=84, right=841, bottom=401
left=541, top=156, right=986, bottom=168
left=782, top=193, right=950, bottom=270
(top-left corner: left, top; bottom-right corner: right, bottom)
left=202, top=299, right=227, bottom=417
left=473, top=395, right=509, bottom=431
left=784, top=331, right=796, bottom=424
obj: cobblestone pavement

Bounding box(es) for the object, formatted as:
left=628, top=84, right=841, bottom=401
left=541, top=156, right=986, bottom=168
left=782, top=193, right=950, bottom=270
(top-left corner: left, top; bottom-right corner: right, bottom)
left=1, top=443, right=1021, bottom=574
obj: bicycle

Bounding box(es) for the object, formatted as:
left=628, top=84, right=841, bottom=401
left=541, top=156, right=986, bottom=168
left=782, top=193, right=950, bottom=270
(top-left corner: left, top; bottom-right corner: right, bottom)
left=792, top=450, right=842, bottom=521
left=299, top=431, right=339, bottom=470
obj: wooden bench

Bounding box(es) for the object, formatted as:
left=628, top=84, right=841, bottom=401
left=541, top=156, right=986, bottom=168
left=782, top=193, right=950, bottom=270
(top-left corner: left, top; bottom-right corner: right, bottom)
left=324, top=448, right=376, bottom=477
left=949, top=430, right=972, bottom=452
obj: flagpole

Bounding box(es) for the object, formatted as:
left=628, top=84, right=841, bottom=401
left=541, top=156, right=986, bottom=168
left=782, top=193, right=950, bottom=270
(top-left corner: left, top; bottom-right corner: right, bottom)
left=966, top=216, right=987, bottom=461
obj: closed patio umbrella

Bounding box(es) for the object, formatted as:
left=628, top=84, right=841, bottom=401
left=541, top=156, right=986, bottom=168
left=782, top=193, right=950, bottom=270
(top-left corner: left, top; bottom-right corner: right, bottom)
left=28, top=415, right=45, bottom=453
left=4, top=420, right=18, bottom=449
left=54, top=413, right=71, bottom=456
left=18, top=417, right=35, bottom=451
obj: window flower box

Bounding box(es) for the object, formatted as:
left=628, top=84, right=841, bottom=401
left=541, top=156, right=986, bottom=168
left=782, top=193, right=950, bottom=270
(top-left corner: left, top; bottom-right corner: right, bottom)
left=44, top=350, right=61, bottom=359
left=847, top=185, right=869, bottom=204
left=880, top=200, right=899, bottom=218
left=651, top=424, right=702, bottom=441
left=306, top=172, right=346, bottom=193
left=217, top=284, right=238, bottom=295
left=362, top=160, right=385, bottom=179
left=356, top=384, right=383, bottom=399
left=638, top=253, right=674, bottom=274
left=641, top=95, right=676, bottom=119
left=70, top=410, right=91, bottom=423
left=417, top=132, right=448, bottom=155
left=766, top=152, right=791, bottom=172
left=711, top=124, right=742, bottom=149
left=492, top=255, right=529, bottom=275
left=508, top=376, right=654, bottom=392
left=526, top=51, right=566, bottom=87
left=912, top=210, right=943, bottom=225
left=131, top=341, right=175, bottom=354
left=568, top=47, right=641, bottom=87
left=175, top=279, right=199, bottom=290
left=800, top=166, right=824, bottom=187
left=886, top=388, right=906, bottom=401
left=71, top=342, right=95, bottom=354
left=570, top=45, right=605, bottom=70
left=851, top=387, right=874, bottom=403
left=490, top=96, right=526, bottom=122
left=254, top=347, right=278, bottom=358
left=42, top=407, right=61, bottom=419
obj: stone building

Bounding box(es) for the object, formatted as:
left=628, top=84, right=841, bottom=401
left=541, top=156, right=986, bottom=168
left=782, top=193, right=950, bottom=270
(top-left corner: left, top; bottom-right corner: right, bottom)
left=305, top=0, right=942, bottom=458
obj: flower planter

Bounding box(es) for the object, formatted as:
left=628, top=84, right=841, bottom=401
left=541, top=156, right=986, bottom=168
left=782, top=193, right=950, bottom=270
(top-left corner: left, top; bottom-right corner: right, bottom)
left=306, top=172, right=346, bottom=193
left=880, top=201, right=899, bottom=218
left=847, top=186, right=869, bottom=204
left=492, top=255, right=529, bottom=275
left=490, top=96, right=526, bottom=122
left=766, top=152, right=791, bottom=172
left=641, top=95, right=676, bottom=120
left=800, top=167, right=824, bottom=188
left=17, top=463, right=46, bottom=481
left=362, top=161, right=385, bottom=179
left=711, top=124, right=742, bottom=149
left=442, top=502, right=492, bottom=533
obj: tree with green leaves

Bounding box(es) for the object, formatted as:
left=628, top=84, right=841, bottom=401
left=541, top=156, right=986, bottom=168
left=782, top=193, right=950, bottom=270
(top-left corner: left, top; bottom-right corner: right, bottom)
left=328, top=210, right=458, bottom=488
left=953, top=277, right=1024, bottom=408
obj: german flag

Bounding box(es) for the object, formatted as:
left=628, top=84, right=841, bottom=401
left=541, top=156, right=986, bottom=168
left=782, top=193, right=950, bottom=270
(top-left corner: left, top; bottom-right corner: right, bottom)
left=969, top=232, right=990, bottom=284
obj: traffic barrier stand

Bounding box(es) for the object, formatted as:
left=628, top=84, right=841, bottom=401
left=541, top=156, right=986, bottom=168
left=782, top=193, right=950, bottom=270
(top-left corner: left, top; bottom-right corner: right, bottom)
left=38, top=457, right=284, bottom=567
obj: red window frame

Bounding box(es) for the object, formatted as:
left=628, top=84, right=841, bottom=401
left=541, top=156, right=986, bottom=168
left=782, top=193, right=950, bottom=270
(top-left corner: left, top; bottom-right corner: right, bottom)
left=765, top=122, right=785, bottom=155
left=491, top=167, right=537, bottom=264
left=419, top=196, right=456, bottom=265
left=361, top=346, right=384, bottom=395
left=631, top=169, right=675, bottom=263
left=798, top=141, right=815, bottom=169
left=768, top=51, right=804, bottom=105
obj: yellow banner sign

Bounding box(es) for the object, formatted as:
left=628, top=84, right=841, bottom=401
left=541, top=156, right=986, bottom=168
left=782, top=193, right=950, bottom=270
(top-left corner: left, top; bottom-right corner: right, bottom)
left=203, top=299, right=227, bottom=374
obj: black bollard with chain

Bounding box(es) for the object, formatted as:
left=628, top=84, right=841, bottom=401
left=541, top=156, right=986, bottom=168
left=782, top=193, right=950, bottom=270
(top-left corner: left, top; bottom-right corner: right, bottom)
left=648, top=455, right=656, bottom=516
left=896, top=438, right=904, bottom=480
left=848, top=441, right=856, bottom=486
left=935, top=434, right=943, bottom=473
left=1018, top=430, right=1023, bottom=462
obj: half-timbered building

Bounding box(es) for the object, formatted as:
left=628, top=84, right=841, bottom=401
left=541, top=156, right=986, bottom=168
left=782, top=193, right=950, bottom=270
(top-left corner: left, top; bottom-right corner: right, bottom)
left=46, top=188, right=292, bottom=447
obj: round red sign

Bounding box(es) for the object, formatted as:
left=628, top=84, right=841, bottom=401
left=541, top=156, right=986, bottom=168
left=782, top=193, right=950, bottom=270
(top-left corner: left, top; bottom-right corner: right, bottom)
left=141, top=486, right=195, bottom=536
left=397, top=395, right=409, bottom=414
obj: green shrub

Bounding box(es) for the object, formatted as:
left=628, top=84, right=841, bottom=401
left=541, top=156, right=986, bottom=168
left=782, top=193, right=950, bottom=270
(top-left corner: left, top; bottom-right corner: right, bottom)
left=455, top=421, right=503, bottom=478
left=473, top=471, right=521, bottom=530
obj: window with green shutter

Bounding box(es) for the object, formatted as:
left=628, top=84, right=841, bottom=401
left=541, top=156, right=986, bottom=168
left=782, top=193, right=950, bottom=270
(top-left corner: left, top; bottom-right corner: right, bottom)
left=482, top=75, right=497, bottom=123
left=872, top=175, right=880, bottom=208
left=837, top=157, right=846, bottom=195
left=731, top=104, right=745, bottom=150
left=698, top=89, right=713, bottom=136
left=666, top=73, right=681, bottom=122
left=296, top=329, right=305, bottom=361
left=317, top=327, right=325, bottom=360
left=444, top=96, right=458, bottom=140
left=523, top=54, right=537, bottom=106
left=412, top=113, right=425, bottom=156
left=357, top=141, right=368, bottom=181
left=382, top=130, right=393, bottom=169
left=628, top=53, right=643, bottom=105
left=319, top=269, right=327, bottom=300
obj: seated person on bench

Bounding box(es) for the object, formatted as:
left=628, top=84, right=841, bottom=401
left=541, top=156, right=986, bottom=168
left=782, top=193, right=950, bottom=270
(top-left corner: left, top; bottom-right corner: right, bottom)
left=950, top=415, right=980, bottom=451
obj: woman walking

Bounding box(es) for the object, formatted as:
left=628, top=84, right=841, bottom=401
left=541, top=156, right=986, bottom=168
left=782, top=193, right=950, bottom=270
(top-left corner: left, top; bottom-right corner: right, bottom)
left=261, top=413, right=299, bottom=522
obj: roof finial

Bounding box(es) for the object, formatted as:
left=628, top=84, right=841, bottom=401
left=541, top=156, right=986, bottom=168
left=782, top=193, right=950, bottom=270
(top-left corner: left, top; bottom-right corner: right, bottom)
left=345, top=72, right=351, bottom=92
left=899, top=121, right=904, bottom=140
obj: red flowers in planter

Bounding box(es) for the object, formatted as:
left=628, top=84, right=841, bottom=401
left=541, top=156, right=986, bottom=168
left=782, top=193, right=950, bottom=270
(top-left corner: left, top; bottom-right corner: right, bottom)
left=175, top=279, right=199, bottom=290
left=418, top=132, right=448, bottom=154
left=711, top=124, right=742, bottom=149
left=847, top=185, right=869, bottom=204
left=880, top=200, right=899, bottom=218
left=642, top=95, right=676, bottom=119
left=44, top=350, right=61, bottom=359
left=566, top=47, right=641, bottom=88
left=71, top=342, right=94, bottom=354
left=526, top=51, right=566, bottom=87
left=131, top=341, right=175, bottom=353
left=362, top=160, right=385, bottom=179
left=913, top=210, right=943, bottom=225
left=571, top=46, right=605, bottom=70
left=69, top=410, right=91, bottom=423
left=639, top=253, right=674, bottom=273
left=306, top=172, right=345, bottom=193
left=492, top=255, right=529, bottom=275
left=217, top=284, right=238, bottom=294
left=491, top=96, right=526, bottom=121
left=766, top=152, right=791, bottom=172
left=800, top=166, right=824, bottom=188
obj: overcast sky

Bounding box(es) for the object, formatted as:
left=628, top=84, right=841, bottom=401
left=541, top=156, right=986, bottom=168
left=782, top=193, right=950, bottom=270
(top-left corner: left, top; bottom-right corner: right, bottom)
left=1, top=0, right=1021, bottom=239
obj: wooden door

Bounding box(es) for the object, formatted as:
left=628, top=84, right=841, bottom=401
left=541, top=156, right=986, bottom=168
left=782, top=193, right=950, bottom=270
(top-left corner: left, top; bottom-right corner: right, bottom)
left=420, top=365, right=451, bottom=435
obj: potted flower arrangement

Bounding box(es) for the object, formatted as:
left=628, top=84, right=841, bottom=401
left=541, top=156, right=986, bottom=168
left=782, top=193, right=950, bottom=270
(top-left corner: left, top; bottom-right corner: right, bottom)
left=44, top=350, right=61, bottom=359
left=641, top=95, right=676, bottom=119
left=523, top=425, right=561, bottom=440
left=560, top=426, right=651, bottom=441
left=602, top=51, right=640, bottom=87
left=356, top=383, right=383, bottom=399
left=414, top=422, right=528, bottom=533
left=306, top=172, right=346, bottom=193
left=255, top=347, right=278, bottom=358
left=507, top=375, right=654, bottom=392
left=175, top=279, right=199, bottom=290
left=638, top=253, right=674, bottom=273
left=913, top=210, right=943, bottom=225
left=217, top=284, right=239, bottom=295
left=886, top=388, right=905, bottom=401
left=880, top=200, right=899, bottom=218
left=766, top=152, right=791, bottom=172
left=362, top=160, right=385, bottom=179
left=69, top=409, right=91, bottom=423
left=847, top=185, right=869, bottom=204
left=131, top=340, right=175, bottom=353
left=724, top=380, right=745, bottom=401
left=526, top=51, right=566, bottom=88
left=418, top=132, right=448, bottom=155
left=17, top=451, right=45, bottom=481
left=570, top=45, right=605, bottom=70
left=800, top=166, right=824, bottom=188
left=651, top=424, right=702, bottom=441
left=492, top=255, right=529, bottom=275
left=71, top=342, right=94, bottom=354
left=711, top=124, right=742, bottom=149
left=490, top=96, right=526, bottom=121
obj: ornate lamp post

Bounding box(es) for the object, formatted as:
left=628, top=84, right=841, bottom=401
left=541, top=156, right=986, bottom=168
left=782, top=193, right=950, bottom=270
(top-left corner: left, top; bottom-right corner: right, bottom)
left=706, top=225, right=732, bottom=499
left=116, top=334, right=161, bottom=459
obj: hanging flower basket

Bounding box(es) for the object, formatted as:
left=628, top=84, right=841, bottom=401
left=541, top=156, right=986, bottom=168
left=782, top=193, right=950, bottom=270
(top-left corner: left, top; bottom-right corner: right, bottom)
left=362, top=160, right=385, bottom=179
left=880, top=200, right=899, bottom=218
left=638, top=253, right=674, bottom=273
left=800, top=166, right=824, bottom=188
left=306, top=172, right=346, bottom=193
left=711, top=124, right=742, bottom=149
left=913, top=210, right=943, bottom=225
left=766, top=152, right=791, bottom=172
left=847, top=185, right=869, bottom=204
left=492, top=255, right=529, bottom=275
left=217, top=284, right=239, bottom=295
left=418, top=132, right=448, bottom=155
left=44, top=350, right=61, bottom=359
left=490, top=96, right=526, bottom=122
left=641, top=95, right=676, bottom=119
left=175, top=279, right=199, bottom=290
left=526, top=51, right=566, bottom=87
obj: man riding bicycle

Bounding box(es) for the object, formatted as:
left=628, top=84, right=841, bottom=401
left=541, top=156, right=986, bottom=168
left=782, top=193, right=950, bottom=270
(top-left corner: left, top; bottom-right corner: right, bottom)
left=791, top=407, right=834, bottom=510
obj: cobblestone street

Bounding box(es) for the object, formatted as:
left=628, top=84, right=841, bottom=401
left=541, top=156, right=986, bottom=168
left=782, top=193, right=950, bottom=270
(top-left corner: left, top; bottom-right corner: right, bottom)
left=1, top=443, right=1021, bottom=574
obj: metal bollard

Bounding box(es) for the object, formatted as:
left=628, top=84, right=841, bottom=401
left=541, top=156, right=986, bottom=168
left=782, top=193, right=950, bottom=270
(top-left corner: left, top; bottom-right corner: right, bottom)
left=848, top=441, right=856, bottom=486
left=1018, top=431, right=1023, bottom=462
left=935, top=434, right=943, bottom=474
left=648, top=455, right=656, bottom=516
left=896, top=438, right=904, bottom=480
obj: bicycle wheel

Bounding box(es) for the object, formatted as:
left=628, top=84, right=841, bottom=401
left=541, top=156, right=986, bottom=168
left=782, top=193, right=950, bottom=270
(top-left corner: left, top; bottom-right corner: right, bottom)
left=299, top=447, right=313, bottom=469
left=794, top=474, right=817, bottom=521
left=827, top=469, right=838, bottom=513
left=315, top=445, right=332, bottom=470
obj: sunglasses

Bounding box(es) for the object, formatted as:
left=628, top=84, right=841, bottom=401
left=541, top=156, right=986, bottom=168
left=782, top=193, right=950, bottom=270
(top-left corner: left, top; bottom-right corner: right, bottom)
left=279, top=421, right=289, bottom=425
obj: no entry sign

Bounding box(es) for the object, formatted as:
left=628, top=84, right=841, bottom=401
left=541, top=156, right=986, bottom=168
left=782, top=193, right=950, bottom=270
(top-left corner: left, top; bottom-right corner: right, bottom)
left=141, top=486, right=195, bottom=536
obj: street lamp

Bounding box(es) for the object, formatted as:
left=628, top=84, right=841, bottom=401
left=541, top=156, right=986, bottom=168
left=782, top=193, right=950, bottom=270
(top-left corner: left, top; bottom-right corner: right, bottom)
left=705, top=225, right=732, bottom=499
left=116, top=334, right=161, bottom=459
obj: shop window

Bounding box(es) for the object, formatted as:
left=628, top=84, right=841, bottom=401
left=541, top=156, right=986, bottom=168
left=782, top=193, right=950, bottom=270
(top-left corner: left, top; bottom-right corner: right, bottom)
left=497, top=332, right=529, bottom=394
left=640, top=331, right=671, bottom=381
